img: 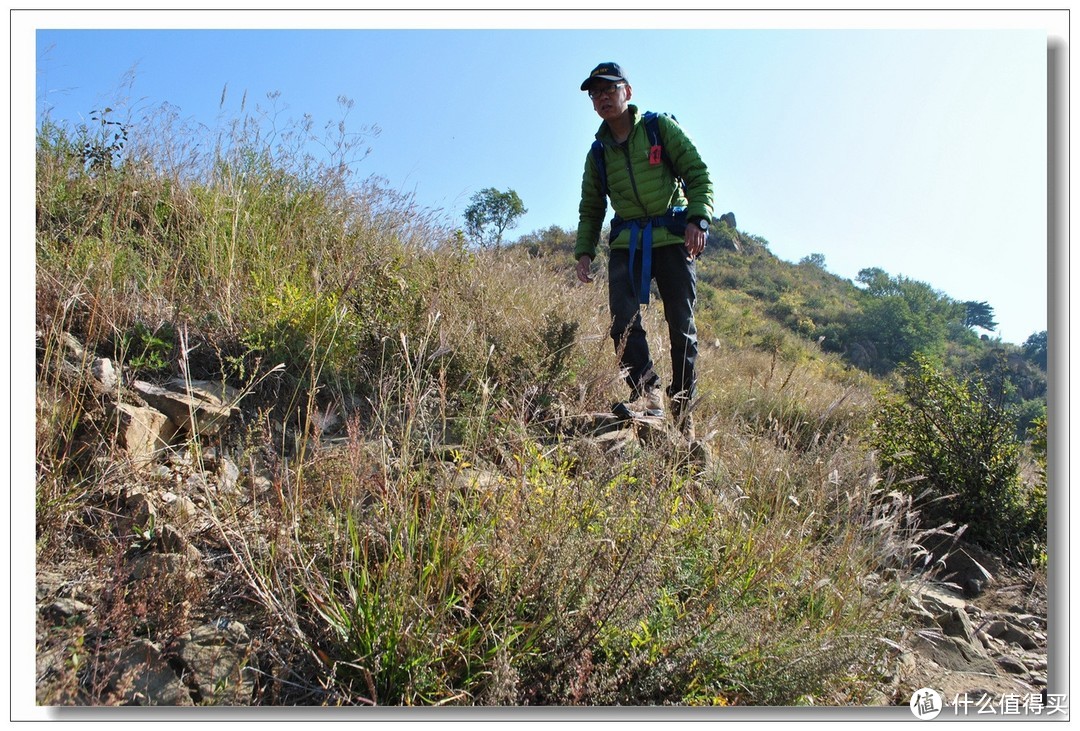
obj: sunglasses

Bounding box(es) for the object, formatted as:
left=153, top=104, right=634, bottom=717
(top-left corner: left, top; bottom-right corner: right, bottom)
left=588, top=83, right=626, bottom=100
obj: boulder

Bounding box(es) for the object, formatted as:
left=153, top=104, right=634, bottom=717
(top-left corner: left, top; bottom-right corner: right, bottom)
left=176, top=620, right=255, bottom=705
left=104, top=639, right=193, bottom=706
left=925, top=537, right=1003, bottom=596
left=217, top=457, right=241, bottom=493
left=110, top=403, right=177, bottom=466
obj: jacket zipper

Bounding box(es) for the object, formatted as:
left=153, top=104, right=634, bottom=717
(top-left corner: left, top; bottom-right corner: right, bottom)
left=618, top=132, right=648, bottom=213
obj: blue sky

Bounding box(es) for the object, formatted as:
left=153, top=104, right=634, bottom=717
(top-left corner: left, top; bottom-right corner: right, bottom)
left=25, top=10, right=1059, bottom=344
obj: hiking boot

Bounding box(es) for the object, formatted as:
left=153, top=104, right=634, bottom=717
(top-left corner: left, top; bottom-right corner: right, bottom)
left=612, top=386, right=665, bottom=420
left=669, top=393, right=695, bottom=440
left=642, top=387, right=664, bottom=418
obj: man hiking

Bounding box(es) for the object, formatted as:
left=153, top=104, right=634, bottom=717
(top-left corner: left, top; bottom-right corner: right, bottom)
left=574, top=62, right=714, bottom=439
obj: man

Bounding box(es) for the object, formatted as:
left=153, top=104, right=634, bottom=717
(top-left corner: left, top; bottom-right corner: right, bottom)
left=574, top=62, right=714, bottom=438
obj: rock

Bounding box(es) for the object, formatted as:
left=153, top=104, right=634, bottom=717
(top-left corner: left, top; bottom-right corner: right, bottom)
left=979, top=617, right=1041, bottom=651
left=176, top=620, right=254, bottom=705
left=925, top=537, right=1002, bottom=595
left=894, top=563, right=1049, bottom=711
left=160, top=491, right=199, bottom=529
left=449, top=467, right=502, bottom=493
left=994, top=654, right=1029, bottom=675
left=217, top=457, right=241, bottom=493
left=123, top=488, right=158, bottom=529
left=60, top=332, right=86, bottom=360
left=185, top=473, right=210, bottom=493
left=153, top=524, right=193, bottom=555
left=1025, top=656, right=1048, bottom=672
left=937, top=607, right=982, bottom=648
left=1013, top=614, right=1046, bottom=630
left=132, top=379, right=240, bottom=436
left=589, top=428, right=637, bottom=451
left=91, top=357, right=120, bottom=392
left=565, top=412, right=628, bottom=437
left=252, top=475, right=274, bottom=495
left=110, top=403, right=177, bottom=466
left=104, top=639, right=193, bottom=706
left=129, top=552, right=201, bottom=584
left=908, top=630, right=998, bottom=675
left=43, top=598, right=93, bottom=624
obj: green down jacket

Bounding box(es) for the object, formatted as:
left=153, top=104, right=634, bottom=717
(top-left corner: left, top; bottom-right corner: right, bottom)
left=574, top=104, right=714, bottom=260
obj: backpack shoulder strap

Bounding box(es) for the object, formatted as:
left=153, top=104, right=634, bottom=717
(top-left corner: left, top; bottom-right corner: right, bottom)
left=644, top=111, right=682, bottom=187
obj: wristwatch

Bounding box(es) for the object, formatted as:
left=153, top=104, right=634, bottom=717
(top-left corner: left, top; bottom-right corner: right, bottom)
left=693, top=217, right=709, bottom=232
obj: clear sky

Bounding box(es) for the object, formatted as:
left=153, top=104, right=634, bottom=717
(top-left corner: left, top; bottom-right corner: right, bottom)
left=24, top=9, right=1060, bottom=345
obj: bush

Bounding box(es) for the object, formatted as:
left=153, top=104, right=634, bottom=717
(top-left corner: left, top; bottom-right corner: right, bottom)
left=871, top=355, right=1046, bottom=563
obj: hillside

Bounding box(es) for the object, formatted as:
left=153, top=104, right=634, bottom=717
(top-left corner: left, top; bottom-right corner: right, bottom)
left=34, top=111, right=1047, bottom=708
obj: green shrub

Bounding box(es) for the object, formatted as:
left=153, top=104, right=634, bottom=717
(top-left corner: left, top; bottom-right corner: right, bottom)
left=871, top=355, right=1046, bottom=563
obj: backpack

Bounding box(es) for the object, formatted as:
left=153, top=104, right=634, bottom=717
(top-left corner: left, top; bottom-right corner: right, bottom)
left=590, top=111, right=681, bottom=199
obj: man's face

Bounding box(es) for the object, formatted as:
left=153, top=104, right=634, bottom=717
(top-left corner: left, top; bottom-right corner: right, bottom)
left=589, top=81, right=631, bottom=121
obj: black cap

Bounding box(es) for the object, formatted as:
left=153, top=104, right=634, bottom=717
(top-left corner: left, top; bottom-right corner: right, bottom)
left=580, top=62, right=627, bottom=91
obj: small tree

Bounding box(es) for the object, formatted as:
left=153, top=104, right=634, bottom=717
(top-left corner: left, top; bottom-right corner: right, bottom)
left=464, top=187, right=527, bottom=249
left=81, top=108, right=128, bottom=174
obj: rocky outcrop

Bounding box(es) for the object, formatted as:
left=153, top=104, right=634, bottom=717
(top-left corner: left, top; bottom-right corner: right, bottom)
left=885, top=560, right=1047, bottom=708
left=132, top=379, right=241, bottom=437
left=35, top=335, right=261, bottom=705
left=35, top=437, right=263, bottom=705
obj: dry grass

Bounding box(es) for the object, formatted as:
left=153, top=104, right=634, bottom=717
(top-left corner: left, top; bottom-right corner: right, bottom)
left=35, top=104, right=920, bottom=706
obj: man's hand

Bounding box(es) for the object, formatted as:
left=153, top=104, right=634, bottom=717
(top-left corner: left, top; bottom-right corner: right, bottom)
left=576, top=255, right=595, bottom=283
left=684, top=225, right=706, bottom=260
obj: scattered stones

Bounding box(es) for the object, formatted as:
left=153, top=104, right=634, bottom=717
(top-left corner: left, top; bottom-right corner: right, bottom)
left=893, top=566, right=1048, bottom=708
left=36, top=332, right=1049, bottom=709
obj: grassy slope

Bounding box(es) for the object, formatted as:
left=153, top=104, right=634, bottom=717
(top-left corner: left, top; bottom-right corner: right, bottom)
left=35, top=115, right=927, bottom=706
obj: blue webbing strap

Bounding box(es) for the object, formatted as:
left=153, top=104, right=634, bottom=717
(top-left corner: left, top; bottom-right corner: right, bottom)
left=627, top=220, right=654, bottom=306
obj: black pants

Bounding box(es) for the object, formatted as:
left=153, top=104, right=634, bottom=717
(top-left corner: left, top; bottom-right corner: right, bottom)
left=608, top=245, right=698, bottom=402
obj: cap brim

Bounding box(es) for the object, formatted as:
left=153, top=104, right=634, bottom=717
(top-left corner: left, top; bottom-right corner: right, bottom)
left=580, top=74, right=624, bottom=91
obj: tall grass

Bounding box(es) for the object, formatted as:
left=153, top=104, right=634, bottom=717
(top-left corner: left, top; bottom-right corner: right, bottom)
left=36, top=98, right=918, bottom=706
